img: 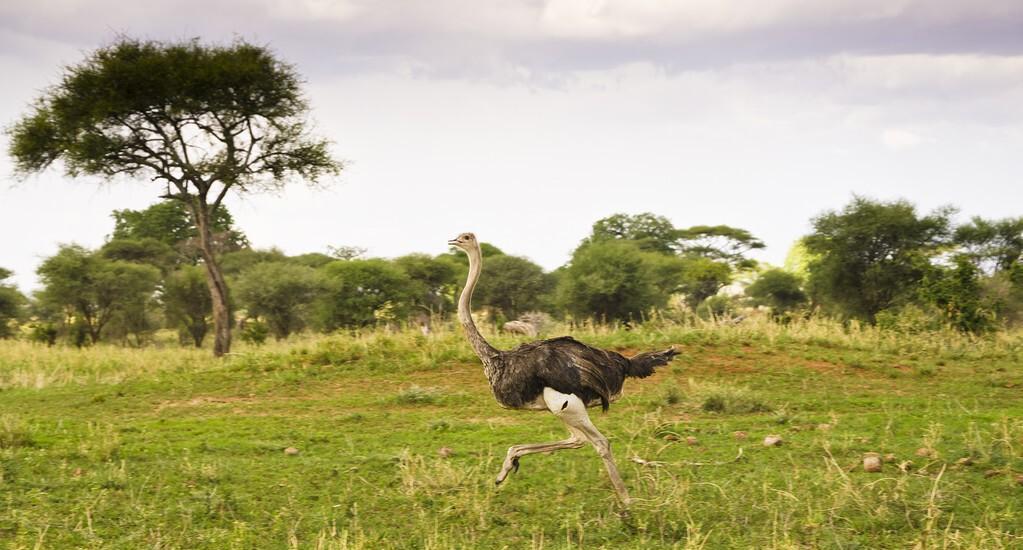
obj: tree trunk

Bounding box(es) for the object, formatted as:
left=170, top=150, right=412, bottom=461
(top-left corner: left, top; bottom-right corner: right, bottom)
left=193, top=203, right=232, bottom=357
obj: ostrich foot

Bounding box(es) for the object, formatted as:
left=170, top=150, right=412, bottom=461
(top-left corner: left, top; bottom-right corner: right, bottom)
left=495, top=457, right=519, bottom=485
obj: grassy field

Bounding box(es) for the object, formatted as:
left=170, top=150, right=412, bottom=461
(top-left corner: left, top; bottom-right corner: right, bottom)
left=1, top=318, right=1022, bottom=549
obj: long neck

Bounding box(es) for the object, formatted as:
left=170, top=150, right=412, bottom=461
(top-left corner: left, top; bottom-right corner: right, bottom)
left=459, top=244, right=499, bottom=366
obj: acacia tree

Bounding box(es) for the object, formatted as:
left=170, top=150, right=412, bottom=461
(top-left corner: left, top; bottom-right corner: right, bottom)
left=954, top=216, right=1023, bottom=274
left=0, top=268, right=26, bottom=338
left=804, top=197, right=952, bottom=322
left=36, top=245, right=160, bottom=345
left=7, top=39, right=341, bottom=355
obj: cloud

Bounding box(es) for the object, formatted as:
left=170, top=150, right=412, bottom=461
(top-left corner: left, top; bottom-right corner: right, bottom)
left=880, top=128, right=924, bottom=149
left=3, top=0, right=1023, bottom=80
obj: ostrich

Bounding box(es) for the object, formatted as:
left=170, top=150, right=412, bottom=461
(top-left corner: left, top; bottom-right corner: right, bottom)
left=448, top=232, right=678, bottom=506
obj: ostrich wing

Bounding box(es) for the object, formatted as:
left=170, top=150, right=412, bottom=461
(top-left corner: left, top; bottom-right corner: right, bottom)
left=494, top=336, right=630, bottom=411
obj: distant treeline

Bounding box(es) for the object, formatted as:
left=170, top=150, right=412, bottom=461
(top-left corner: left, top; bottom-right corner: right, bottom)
left=0, top=196, right=1021, bottom=346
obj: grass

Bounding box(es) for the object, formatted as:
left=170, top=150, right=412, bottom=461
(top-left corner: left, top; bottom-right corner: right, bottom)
left=0, top=317, right=1021, bottom=548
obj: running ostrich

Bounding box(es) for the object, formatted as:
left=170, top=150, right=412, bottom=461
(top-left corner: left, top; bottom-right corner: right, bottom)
left=448, top=232, right=678, bottom=506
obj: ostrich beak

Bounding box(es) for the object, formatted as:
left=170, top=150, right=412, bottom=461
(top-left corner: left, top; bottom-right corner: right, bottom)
left=447, top=238, right=460, bottom=246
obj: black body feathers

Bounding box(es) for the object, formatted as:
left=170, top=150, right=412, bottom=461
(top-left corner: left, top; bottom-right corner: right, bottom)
left=488, top=336, right=678, bottom=411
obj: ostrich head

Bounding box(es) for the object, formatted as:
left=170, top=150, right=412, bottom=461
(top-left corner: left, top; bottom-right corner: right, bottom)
left=448, top=232, right=477, bottom=252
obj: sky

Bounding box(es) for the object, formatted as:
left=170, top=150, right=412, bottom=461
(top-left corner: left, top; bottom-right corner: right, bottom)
left=2, top=0, right=1022, bottom=292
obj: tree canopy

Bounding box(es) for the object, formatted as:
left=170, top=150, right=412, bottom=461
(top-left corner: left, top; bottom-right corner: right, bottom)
left=7, top=38, right=341, bottom=356
left=804, top=197, right=953, bottom=321
left=112, top=200, right=248, bottom=256
left=954, top=216, right=1023, bottom=274
left=0, top=268, right=25, bottom=339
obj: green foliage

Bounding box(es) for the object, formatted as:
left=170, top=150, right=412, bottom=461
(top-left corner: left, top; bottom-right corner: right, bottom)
left=394, top=253, right=459, bottom=316
left=746, top=269, right=808, bottom=316
left=0, top=269, right=26, bottom=338
left=954, top=216, right=1023, bottom=274
left=584, top=213, right=762, bottom=311
left=919, top=256, right=994, bottom=333
left=219, top=248, right=288, bottom=277
left=588, top=212, right=679, bottom=254
left=112, top=200, right=246, bottom=252
left=36, top=245, right=161, bottom=344
left=7, top=38, right=341, bottom=186
left=239, top=319, right=269, bottom=345
left=99, top=237, right=177, bottom=273
left=317, top=259, right=416, bottom=329
left=26, top=322, right=58, bottom=346
left=695, top=294, right=740, bottom=320
left=7, top=37, right=342, bottom=357
left=557, top=240, right=681, bottom=321
left=804, top=196, right=953, bottom=322
left=235, top=262, right=324, bottom=339
left=981, top=264, right=1023, bottom=326
left=675, top=255, right=733, bottom=308
left=288, top=252, right=335, bottom=269
left=676, top=224, right=765, bottom=269
left=163, top=266, right=212, bottom=347
left=875, top=304, right=946, bottom=334
left=473, top=255, right=549, bottom=320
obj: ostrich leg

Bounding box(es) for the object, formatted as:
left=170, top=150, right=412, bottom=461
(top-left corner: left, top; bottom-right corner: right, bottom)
left=541, top=388, right=632, bottom=506
left=569, top=414, right=631, bottom=506
left=495, top=437, right=585, bottom=485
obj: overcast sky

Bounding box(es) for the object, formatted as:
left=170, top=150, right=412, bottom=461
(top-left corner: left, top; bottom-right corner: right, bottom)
left=2, top=0, right=1022, bottom=291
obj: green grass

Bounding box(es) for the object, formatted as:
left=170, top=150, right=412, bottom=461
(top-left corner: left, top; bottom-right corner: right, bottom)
left=1, top=318, right=1021, bottom=548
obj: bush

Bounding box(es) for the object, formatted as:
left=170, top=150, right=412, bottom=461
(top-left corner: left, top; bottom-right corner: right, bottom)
left=746, top=269, right=807, bottom=317
left=875, top=305, right=945, bottom=334
left=240, top=320, right=269, bottom=345
left=685, top=380, right=772, bottom=414
left=695, top=295, right=740, bottom=320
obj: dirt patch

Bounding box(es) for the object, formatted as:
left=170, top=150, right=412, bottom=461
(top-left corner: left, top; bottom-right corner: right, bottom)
left=699, top=354, right=757, bottom=374
left=801, top=360, right=844, bottom=374
left=155, top=395, right=255, bottom=412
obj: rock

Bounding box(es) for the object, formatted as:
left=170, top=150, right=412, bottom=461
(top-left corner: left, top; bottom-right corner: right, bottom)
left=437, top=446, right=454, bottom=458
left=763, top=435, right=783, bottom=447
left=284, top=447, right=300, bottom=456
left=685, top=436, right=699, bottom=446
left=883, top=453, right=897, bottom=463
left=898, top=460, right=914, bottom=473
left=1015, top=474, right=1023, bottom=486
left=72, top=468, right=84, bottom=478
left=662, top=433, right=680, bottom=441
left=984, top=469, right=1001, bottom=478
left=915, top=447, right=935, bottom=458
left=954, top=457, right=974, bottom=467
left=863, top=453, right=882, bottom=473
left=816, top=423, right=832, bottom=431
left=733, top=431, right=748, bottom=440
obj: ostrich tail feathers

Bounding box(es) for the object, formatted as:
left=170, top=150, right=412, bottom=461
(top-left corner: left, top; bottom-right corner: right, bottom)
left=626, top=347, right=679, bottom=378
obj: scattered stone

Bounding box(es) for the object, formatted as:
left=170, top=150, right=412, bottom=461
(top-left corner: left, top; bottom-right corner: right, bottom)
left=816, top=423, right=832, bottom=431
left=863, top=453, right=883, bottom=473
left=733, top=431, right=748, bottom=440
left=915, top=447, right=935, bottom=458
left=763, top=435, right=783, bottom=447
left=437, top=446, right=454, bottom=458
left=983, top=469, right=1001, bottom=478
left=72, top=468, right=84, bottom=478
left=898, top=460, right=914, bottom=473
left=662, top=433, right=680, bottom=441
left=284, top=447, right=300, bottom=456
left=883, top=453, right=897, bottom=463
left=954, top=457, right=974, bottom=467
left=685, top=436, right=699, bottom=446
left=1015, top=474, right=1023, bottom=486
